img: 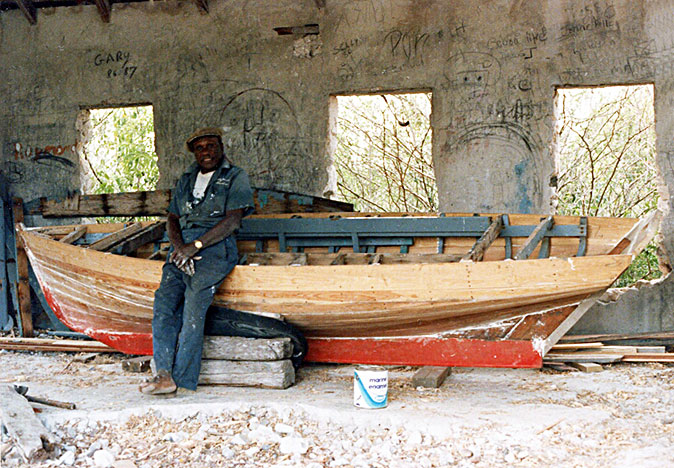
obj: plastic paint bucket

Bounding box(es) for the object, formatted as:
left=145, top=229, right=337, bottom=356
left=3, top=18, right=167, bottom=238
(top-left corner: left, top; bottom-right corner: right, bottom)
left=354, top=366, right=388, bottom=409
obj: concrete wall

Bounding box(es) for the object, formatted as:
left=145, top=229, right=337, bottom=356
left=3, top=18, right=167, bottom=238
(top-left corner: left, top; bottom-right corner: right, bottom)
left=1, top=0, right=674, bottom=332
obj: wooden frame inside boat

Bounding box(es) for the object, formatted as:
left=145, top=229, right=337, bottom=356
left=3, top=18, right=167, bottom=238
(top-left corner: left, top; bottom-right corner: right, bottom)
left=17, top=210, right=660, bottom=368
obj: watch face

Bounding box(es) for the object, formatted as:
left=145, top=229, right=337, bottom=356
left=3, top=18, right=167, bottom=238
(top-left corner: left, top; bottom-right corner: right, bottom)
left=195, top=240, right=203, bottom=249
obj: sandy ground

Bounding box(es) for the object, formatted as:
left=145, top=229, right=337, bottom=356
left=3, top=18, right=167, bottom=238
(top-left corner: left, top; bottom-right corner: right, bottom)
left=1, top=350, right=674, bottom=467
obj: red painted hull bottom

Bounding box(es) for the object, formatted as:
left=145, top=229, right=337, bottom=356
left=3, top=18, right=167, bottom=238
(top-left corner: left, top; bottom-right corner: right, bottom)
left=42, top=283, right=543, bottom=368
left=43, top=284, right=543, bottom=368
left=83, top=330, right=542, bottom=369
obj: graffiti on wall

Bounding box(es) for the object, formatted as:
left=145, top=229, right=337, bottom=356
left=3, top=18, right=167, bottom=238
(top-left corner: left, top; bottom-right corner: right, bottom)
left=93, top=51, right=138, bottom=79
left=2, top=142, right=77, bottom=184
left=220, top=88, right=316, bottom=188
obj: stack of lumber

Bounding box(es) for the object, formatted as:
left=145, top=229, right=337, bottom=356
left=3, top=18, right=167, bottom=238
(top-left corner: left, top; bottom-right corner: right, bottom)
left=545, top=340, right=674, bottom=371
left=198, top=336, right=296, bottom=389
left=0, top=337, right=116, bottom=353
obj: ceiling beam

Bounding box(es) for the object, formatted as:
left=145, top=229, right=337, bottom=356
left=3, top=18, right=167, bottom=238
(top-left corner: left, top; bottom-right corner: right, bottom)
left=93, top=0, right=111, bottom=22
left=194, top=0, right=208, bottom=13
left=15, top=0, right=37, bottom=25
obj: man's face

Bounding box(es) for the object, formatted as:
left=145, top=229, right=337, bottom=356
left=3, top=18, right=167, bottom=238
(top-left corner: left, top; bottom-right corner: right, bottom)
left=192, top=136, right=224, bottom=173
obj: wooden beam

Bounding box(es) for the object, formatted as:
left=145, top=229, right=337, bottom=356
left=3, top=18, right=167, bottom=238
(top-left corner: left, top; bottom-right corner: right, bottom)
left=543, top=353, right=623, bottom=364
left=59, top=226, right=87, bottom=245
left=37, top=190, right=172, bottom=218
left=199, top=359, right=295, bottom=389
left=0, top=385, right=55, bottom=459
left=0, top=196, right=8, bottom=330
left=243, top=252, right=464, bottom=265
left=514, top=216, right=554, bottom=260
left=569, top=362, right=603, bottom=372
left=202, top=336, right=293, bottom=361
left=560, top=331, right=674, bottom=343
left=30, top=188, right=352, bottom=218
left=194, top=0, right=208, bottom=13
left=462, top=216, right=503, bottom=262
left=0, top=337, right=115, bottom=353
left=93, top=0, right=111, bottom=22
left=412, top=366, right=451, bottom=388
left=550, top=342, right=604, bottom=350
left=113, top=221, right=165, bottom=256
left=539, top=292, right=605, bottom=356
left=12, top=198, right=32, bottom=337
left=622, top=353, right=674, bottom=363
left=15, top=0, right=37, bottom=25
left=87, top=222, right=143, bottom=251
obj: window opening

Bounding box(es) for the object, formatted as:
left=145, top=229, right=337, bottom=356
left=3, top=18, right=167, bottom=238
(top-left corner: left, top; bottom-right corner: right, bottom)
left=331, top=92, right=435, bottom=212
left=79, top=105, right=158, bottom=195
left=554, top=84, right=662, bottom=285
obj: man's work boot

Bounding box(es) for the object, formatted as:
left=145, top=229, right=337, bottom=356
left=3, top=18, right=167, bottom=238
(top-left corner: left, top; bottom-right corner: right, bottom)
left=139, top=369, right=177, bottom=395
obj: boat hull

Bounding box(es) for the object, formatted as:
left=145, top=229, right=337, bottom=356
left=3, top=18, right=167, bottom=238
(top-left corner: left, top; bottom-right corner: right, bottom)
left=20, top=228, right=634, bottom=366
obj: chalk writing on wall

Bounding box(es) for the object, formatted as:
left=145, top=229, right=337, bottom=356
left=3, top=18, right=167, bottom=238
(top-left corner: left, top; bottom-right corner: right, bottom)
left=384, top=29, right=430, bottom=64
left=175, top=54, right=209, bottom=82
left=220, top=88, right=303, bottom=186
left=93, top=51, right=138, bottom=79
left=443, top=52, right=501, bottom=97
left=560, top=3, right=617, bottom=39
left=333, top=0, right=390, bottom=33
left=2, top=144, right=77, bottom=184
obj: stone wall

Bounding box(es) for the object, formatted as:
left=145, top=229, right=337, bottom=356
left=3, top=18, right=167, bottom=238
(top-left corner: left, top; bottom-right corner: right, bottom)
left=1, top=0, right=674, bottom=333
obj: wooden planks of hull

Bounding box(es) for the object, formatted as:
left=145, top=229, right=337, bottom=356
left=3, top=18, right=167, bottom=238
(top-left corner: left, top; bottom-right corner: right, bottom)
left=17, top=211, right=654, bottom=367
left=22, top=228, right=631, bottom=339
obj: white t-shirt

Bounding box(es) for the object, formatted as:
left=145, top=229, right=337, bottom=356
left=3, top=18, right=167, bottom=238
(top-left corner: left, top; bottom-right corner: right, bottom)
left=192, top=170, right=215, bottom=199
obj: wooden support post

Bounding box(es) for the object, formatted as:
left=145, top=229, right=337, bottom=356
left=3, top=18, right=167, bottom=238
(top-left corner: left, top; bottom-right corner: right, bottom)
left=93, top=0, right=111, bottom=22
left=15, top=0, right=37, bottom=25
left=462, top=216, right=503, bottom=262
left=514, top=216, right=554, bottom=260
left=12, top=198, right=32, bottom=337
left=411, top=366, right=452, bottom=388
left=0, top=196, right=8, bottom=330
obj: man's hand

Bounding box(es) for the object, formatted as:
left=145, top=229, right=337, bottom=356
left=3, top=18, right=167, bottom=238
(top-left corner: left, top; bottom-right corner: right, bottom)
left=169, top=243, right=200, bottom=275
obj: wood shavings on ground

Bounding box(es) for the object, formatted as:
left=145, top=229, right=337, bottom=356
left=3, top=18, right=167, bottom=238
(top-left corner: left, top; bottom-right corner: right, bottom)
left=0, top=351, right=673, bottom=467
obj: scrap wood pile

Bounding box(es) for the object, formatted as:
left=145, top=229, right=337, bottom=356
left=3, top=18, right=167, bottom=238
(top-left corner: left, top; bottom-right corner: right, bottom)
left=545, top=331, right=674, bottom=371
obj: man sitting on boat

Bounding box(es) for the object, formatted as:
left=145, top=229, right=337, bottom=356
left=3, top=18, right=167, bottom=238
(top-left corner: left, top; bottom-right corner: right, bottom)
left=140, top=127, right=255, bottom=396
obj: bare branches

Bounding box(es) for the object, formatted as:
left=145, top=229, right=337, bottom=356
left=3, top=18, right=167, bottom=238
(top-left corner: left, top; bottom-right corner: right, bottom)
left=333, top=93, right=436, bottom=212
left=556, top=85, right=658, bottom=219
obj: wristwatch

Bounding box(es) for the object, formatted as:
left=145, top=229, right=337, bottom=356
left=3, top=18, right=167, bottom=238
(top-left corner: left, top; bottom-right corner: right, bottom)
left=193, top=240, right=203, bottom=250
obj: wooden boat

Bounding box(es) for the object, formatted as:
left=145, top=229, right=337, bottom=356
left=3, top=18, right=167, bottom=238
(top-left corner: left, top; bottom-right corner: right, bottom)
left=17, top=210, right=659, bottom=368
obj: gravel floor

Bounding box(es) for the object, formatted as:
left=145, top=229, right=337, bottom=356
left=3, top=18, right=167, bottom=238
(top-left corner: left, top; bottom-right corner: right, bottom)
left=1, top=350, right=674, bottom=467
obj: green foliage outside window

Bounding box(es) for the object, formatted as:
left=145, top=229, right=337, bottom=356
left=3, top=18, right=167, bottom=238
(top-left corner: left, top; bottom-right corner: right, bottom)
left=83, top=106, right=158, bottom=195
